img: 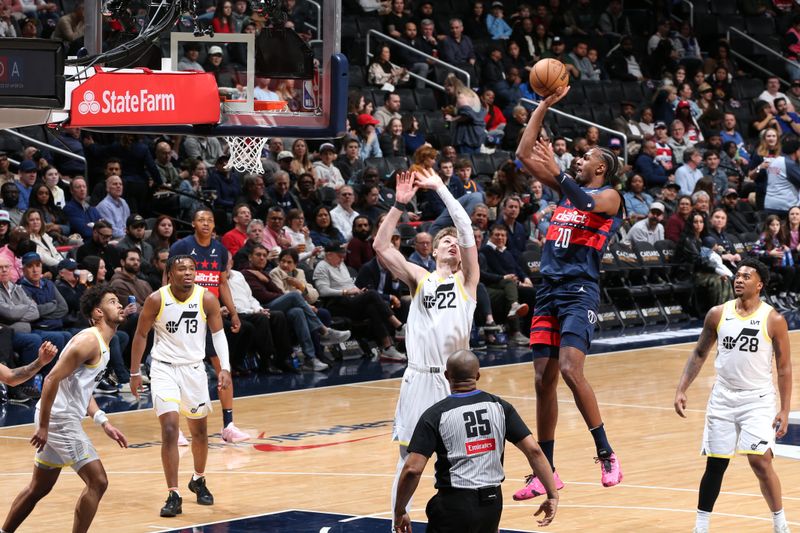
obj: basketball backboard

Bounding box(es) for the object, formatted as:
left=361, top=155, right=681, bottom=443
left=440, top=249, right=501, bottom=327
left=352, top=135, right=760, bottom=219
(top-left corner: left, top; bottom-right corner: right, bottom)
left=0, top=1, right=347, bottom=140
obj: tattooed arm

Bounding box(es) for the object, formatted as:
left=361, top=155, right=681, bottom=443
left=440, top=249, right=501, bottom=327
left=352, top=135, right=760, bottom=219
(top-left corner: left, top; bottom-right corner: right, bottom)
left=0, top=341, right=58, bottom=387
left=674, top=305, right=722, bottom=417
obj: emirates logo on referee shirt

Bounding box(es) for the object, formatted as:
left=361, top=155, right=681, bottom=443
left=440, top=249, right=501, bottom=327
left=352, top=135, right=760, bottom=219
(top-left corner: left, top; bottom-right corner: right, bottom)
left=466, top=438, right=496, bottom=455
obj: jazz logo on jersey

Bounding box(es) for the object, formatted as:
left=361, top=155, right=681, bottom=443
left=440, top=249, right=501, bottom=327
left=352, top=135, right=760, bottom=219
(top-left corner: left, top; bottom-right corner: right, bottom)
left=423, top=283, right=456, bottom=310
left=166, top=311, right=199, bottom=334
left=722, top=327, right=760, bottom=352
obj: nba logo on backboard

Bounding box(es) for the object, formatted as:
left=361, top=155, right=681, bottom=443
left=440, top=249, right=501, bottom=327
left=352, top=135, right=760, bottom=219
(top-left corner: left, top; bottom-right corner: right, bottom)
left=302, top=80, right=315, bottom=110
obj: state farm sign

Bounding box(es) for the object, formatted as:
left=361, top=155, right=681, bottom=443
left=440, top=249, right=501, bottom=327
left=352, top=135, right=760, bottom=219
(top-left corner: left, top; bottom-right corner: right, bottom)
left=70, top=69, right=219, bottom=127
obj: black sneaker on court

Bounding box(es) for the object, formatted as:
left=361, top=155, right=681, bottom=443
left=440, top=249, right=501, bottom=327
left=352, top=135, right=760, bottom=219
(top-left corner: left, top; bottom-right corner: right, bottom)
left=188, top=476, right=214, bottom=505
left=159, top=491, right=182, bottom=517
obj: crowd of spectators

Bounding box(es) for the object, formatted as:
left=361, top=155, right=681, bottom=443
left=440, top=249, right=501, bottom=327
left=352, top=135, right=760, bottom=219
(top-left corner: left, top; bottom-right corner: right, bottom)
left=3, top=0, right=800, bottom=404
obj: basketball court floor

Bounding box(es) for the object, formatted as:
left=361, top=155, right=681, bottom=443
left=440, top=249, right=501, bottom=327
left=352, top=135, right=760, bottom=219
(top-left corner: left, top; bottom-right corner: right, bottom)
left=2, top=332, right=800, bottom=532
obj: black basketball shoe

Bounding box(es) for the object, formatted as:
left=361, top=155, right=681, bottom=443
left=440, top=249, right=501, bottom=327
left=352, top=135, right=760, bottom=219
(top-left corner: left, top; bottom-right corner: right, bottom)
left=188, top=476, right=214, bottom=505
left=159, top=491, right=182, bottom=517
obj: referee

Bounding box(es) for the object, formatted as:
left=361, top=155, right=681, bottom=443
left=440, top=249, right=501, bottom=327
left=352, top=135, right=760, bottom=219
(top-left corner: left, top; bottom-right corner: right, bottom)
left=393, top=350, right=558, bottom=532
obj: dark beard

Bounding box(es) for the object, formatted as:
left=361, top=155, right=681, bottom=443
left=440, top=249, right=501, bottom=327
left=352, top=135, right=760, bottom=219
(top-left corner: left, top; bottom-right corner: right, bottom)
left=353, top=230, right=371, bottom=241
left=123, top=265, right=139, bottom=275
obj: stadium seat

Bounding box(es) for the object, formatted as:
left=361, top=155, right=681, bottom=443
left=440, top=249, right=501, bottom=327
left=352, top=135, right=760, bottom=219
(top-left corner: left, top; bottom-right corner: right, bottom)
left=386, top=156, right=410, bottom=174
left=746, top=17, right=776, bottom=38
left=583, top=83, right=605, bottom=104
left=392, top=88, right=414, bottom=112
left=518, top=248, right=541, bottom=283
left=710, top=0, right=737, bottom=14
left=561, top=83, right=586, bottom=105
left=591, top=106, right=615, bottom=127
left=602, top=81, right=624, bottom=104
left=599, top=247, right=645, bottom=329
left=414, top=87, right=438, bottom=111
left=471, top=153, right=496, bottom=177
left=492, top=150, right=513, bottom=168
left=611, top=242, right=665, bottom=325
left=364, top=157, right=390, bottom=178
left=348, top=65, right=365, bottom=87
left=738, top=231, right=759, bottom=253
left=731, top=77, right=764, bottom=101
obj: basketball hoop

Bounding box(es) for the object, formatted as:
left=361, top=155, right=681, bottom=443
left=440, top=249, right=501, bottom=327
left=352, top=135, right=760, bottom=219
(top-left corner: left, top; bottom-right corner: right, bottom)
left=224, top=136, right=268, bottom=175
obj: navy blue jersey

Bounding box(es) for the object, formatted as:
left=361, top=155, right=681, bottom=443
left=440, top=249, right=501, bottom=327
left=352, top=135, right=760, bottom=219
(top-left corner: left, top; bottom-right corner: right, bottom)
left=540, top=185, right=623, bottom=281
left=169, top=235, right=228, bottom=298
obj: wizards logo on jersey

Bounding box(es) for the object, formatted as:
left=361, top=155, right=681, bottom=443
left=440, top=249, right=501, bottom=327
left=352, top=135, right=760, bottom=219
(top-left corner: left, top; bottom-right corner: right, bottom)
left=171, top=237, right=228, bottom=298
left=423, top=283, right=457, bottom=310
left=541, top=190, right=623, bottom=280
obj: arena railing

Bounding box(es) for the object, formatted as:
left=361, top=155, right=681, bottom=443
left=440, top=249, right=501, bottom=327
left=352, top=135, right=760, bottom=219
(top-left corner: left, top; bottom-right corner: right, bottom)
left=365, top=29, right=471, bottom=91
left=521, top=98, right=629, bottom=166
left=1, top=128, right=86, bottom=165
left=727, top=27, right=793, bottom=87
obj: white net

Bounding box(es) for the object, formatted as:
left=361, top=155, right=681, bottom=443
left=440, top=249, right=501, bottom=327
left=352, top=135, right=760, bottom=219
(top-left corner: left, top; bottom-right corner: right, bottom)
left=224, top=136, right=269, bottom=175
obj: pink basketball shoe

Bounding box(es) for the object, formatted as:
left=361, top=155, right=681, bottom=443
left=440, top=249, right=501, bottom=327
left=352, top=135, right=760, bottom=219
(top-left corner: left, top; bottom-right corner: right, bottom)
left=597, top=453, right=623, bottom=487
left=512, top=470, right=564, bottom=501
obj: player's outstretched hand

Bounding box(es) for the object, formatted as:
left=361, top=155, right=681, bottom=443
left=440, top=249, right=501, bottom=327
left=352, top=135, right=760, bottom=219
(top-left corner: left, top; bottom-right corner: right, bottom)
left=393, top=512, right=412, bottom=533
left=414, top=167, right=445, bottom=191
left=528, top=139, right=561, bottom=179
left=774, top=409, right=789, bottom=439
left=36, top=341, right=58, bottom=366
left=674, top=390, right=688, bottom=418
left=534, top=497, right=558, bottom=527
left=542, top=85, right=570, bottom=108
left=30, top=426, right=47, bottom=452
left=395, top=170, right=418, bottom=204
left=218, top=369, right=232, bottom=391
left=130, top=374, right=142, bottom=400
left=103, top=423, right=128, bottom=448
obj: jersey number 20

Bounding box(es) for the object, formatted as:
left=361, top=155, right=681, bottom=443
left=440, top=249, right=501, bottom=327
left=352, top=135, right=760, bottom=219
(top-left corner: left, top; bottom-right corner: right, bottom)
left=463, top=409, right=491, bottom=438
left=554, top=227, right=572, bottom=249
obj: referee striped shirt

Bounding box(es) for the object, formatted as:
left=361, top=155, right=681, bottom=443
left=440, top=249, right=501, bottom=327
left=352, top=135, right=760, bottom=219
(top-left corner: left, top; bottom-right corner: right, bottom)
left=407, top=390, right=531, bottom=489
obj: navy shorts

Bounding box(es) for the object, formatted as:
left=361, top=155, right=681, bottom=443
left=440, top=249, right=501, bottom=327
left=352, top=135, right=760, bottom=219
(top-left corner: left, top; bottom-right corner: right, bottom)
left=529, top=278, right=599, bottom=359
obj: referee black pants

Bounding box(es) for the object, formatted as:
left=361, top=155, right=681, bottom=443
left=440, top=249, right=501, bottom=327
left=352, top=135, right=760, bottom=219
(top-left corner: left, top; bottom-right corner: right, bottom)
left=425, top=486, right=502, bottom=533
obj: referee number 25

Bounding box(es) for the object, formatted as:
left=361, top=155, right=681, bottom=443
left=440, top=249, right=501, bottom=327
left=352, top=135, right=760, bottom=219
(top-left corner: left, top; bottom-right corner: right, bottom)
left=463, top=409, right=491, bottom=438
left=554, top=227, right=572, bottom=248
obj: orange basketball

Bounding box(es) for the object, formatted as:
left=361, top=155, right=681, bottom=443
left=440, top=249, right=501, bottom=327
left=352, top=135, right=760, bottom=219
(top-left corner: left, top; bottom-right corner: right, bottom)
left=529, top=58, right=569, bottom=97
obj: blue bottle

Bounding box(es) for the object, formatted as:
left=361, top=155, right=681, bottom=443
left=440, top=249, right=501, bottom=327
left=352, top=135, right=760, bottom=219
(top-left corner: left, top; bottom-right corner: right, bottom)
left=33, top=374, right=43, bottom=392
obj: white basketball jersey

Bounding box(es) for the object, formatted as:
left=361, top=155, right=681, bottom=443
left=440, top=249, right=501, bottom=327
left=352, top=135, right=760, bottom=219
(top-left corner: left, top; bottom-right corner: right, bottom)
left=406, top=272, right=476, bottom=368
left=39, top=327, right=110, bottom=421
left=715, top=299, right=774, bottom=390
left=151, top=284, right=208, bottom=364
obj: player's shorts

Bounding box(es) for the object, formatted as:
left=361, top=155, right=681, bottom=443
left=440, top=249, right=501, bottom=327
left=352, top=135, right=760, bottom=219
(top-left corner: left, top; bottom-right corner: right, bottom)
left=33, top=410, right=99, bottom=471
left=392, top=364, right=450, bottom=446
left=150, top=358, right=213, bottom=419
left=529, top=278, right=600, bottom=358
left=702, top=380, right=776, bottom=458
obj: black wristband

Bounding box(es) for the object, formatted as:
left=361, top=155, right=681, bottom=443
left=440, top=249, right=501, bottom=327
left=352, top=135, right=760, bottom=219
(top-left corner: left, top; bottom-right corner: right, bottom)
left=394, top=201, right=411, bottom=212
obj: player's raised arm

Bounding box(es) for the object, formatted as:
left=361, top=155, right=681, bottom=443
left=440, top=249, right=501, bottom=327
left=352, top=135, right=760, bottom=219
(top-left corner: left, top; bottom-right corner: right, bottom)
left=32, top=333, right=98, bottom=451
left=203, top=290, right=232, bottom=391
left=516, top=86, right=570, bottom=192
left=768, top=309, right=792, bottom=438
left=374, top=170, right=430, bottom=290
left=129, top=290, right=161, bottom=400
left=415, top=168, right=479, bottom=297
left=674, top=305, right=723, bottom=417
left=0, top=341, right=57, bottom=387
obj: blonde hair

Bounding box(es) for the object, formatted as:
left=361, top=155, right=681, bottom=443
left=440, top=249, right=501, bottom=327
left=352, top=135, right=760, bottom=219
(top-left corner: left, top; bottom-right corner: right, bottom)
left=432, top=227, right=457, bottom=249
left=444, top=73, right=480, bottom=112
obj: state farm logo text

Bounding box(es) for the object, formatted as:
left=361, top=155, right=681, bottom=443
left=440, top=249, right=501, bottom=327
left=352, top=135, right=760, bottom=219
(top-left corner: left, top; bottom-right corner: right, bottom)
left=77, top=89, right=176, bottom=115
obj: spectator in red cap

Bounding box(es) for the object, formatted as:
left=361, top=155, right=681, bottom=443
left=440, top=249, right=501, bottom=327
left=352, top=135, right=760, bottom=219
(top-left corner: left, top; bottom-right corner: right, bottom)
left=356, top=114, right=383, bottom=160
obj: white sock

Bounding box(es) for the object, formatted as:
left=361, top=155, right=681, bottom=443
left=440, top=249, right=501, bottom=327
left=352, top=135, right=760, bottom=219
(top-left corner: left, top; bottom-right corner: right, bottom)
left=695, top=510, right=711, bottom=530
left=774, top=509, right=788, bottom=529
left=192, top=473, right=204, bottom=481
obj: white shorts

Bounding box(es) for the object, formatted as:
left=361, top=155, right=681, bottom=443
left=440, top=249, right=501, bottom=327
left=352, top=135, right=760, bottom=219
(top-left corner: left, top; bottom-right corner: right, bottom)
left=150, top=358, right=213, bottom=419
left=702, top=381, right=776, bottom=458
left=392, top=366, right=450, bottom=446
left=34, top=410, right=99, bottom=471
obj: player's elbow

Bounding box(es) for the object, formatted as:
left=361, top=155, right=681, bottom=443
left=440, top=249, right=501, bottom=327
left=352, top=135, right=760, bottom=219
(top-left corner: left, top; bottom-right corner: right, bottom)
left=403, top=463, right=424, bottom=478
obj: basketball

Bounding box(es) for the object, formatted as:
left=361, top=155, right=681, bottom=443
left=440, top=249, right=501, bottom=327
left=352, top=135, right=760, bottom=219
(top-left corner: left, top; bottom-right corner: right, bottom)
left=529, top=58, right=569, bottom=97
